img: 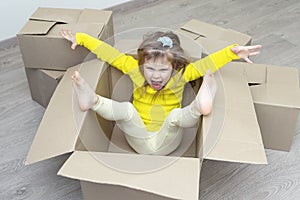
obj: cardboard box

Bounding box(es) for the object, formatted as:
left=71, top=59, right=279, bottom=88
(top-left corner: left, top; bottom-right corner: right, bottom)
left=226, top=62, right=300, bottom=151
left=25, top=57, right=267, bottom=199
left=17, top=7, right=114, bottom=70
left=25, top=68, right=64, bottom=108
left=177, top=19, right=252, bottom=55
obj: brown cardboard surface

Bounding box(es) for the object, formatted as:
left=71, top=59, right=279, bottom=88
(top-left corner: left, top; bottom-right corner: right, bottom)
left=25, top=18, right=270, bottom=199
left=80, top=181, right=177, bottom=200
left=179, top=19, right=252, bottom=54
left=58, top=151, right=200, bottom=200
left=200, top=66, right=267, bottom=164
left=254, top=104, right=299, bottom=151
left=18, top=20, right=57, bottom=35
left=25, top=59, right=110, bottom=164
left=251, top=67, right=300, bottom=108
left=224, top=62, right=300, bottom=151
left=30, top=7, right=81, bottom=23
left=17, top=7, right=113, bottom=70
left=251, top=65, right=300, bottom=151
left=28, top=59, right=267, bottom=198
left=25, top=68, right=64, bottom=108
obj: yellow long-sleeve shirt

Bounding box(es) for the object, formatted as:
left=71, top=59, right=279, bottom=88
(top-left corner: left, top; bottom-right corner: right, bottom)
left=76, top=33, right=239, bottom=131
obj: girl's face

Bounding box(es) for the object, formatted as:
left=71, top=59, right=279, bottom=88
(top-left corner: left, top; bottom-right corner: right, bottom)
left=143, top=57, right=173, bottom=91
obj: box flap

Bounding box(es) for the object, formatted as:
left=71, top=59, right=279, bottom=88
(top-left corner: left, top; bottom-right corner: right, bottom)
left=78, top=8, right=112, bottom=23
left=219, top=28, right=252, bottom=46
left=195, top=36, right=232, bottom=54
left=175, top=30, right=204, bottom=60
left=48, top=22, right=105, bottom=39
left=181, top=19, right=251, bottom=46
left=176, top=28, right=200, bottom=40
left=242, top=63, right=267, bottom=84
left=181, top=19, right=224, bottom=38
left=26, top=59, right=105, bottom=164
left=41, top=69, right=65, bottom=80
left=251, top=84, right=300, bottom=109
left=30, top=7, right=81, bottom=23
left=200, top=65, right=267, bottom=164
left=267, top=65, right=299, bottom=88
left=225, top=62, right=267, bottom=84
left=18, top=20, right=57, bottom=35
left=58, top=151, right=200, bottom=200
left=251, top=66, right=300, bottom=109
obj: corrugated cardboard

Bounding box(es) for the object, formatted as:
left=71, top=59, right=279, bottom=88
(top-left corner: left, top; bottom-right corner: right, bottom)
left=25, top=59, right=112, bottom=164
left=178, top=19, right=252, bottom=55
left=201, top=66, right=267, bottom=163
left=226, top=62, right=300, bottom=151
left=17, top=7, right=113, bottom=70
left=25, top=68, right=64, bottom=108
left=25, top=19, right=267, bottom=199
left=25, top=60, right=266, bottom=200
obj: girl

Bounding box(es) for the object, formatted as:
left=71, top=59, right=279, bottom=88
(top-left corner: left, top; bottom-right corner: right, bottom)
left=60, top=29, right=261, bottom=155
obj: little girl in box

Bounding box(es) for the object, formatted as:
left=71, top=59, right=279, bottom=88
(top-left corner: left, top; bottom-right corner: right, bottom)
left=60, top=29, right=261, bottom=155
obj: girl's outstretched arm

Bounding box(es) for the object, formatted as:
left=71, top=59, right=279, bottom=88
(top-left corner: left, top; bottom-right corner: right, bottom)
left=60, top=29, right=138, bottom=74
left=183, top=44, right=262, bottom=81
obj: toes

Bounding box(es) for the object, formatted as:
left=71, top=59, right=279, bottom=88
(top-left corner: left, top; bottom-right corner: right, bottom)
left=72, top=71, right=83, bottom=85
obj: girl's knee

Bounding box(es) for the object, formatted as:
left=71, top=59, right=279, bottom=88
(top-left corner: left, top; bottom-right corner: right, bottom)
left=199, top=102, right=212, bottom=115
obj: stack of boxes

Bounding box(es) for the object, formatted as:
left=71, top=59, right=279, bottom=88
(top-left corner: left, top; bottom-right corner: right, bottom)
left=18, top=8, right=300, bottom=200
left=17, top=7, right=113, bottom=107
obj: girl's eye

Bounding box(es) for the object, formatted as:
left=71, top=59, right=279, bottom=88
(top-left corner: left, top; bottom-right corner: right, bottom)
left=146, top=67, right=154, bottom=71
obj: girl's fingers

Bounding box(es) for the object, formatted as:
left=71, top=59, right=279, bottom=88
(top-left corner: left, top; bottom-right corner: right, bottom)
left=249, top=51, right=260, bottom=56
left=248, top=45, right=262, bottom=51
left=244, top=57, right=253, bottom=64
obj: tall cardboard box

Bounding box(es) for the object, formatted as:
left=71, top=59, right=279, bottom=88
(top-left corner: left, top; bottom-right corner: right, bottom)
left=177, top=19, right=252, bottom=55
left=25, top=68, right=64, bottom=108
left=226, top=62, right=300, bottom=151
left=25, top=60, right=267, bottom=199
left=17, top=7, right=114, bottom=70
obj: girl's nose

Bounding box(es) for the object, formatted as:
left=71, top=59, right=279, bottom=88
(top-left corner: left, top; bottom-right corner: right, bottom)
left=152, top=70, right=161, bottom=79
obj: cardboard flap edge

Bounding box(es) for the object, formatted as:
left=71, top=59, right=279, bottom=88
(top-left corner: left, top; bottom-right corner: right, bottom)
left=58, top=151, right=200, bottom=200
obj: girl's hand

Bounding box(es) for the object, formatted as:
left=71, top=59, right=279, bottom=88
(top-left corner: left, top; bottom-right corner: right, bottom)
left=230, top=45, right=262, bottom=64
left=60, top=29, right=78, bottom=50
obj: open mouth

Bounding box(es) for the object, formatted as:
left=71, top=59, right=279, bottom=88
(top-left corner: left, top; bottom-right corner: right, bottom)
left=151, top=81, right=163, bottom=90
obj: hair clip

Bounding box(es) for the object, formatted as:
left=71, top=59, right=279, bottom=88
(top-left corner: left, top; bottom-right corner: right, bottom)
left=157, top=36, right=173, bottom=48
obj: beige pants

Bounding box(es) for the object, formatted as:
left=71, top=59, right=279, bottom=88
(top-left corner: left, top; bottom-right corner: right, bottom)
left=92, top=95, right=200, bottom=155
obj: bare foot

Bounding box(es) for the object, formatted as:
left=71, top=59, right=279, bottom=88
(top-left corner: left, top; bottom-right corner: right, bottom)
left=72, top=71, right=99, bottom=111
left=194, top=70, right=217, bottom=115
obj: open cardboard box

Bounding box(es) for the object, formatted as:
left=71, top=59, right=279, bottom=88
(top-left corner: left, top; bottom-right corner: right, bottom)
left=25, top=37, right=267, bottom=199
left=25, top=68, right=65, bottom=108
left=17, top=7, right=114, bottom=70
left=177, top=19, right=252, bottom=55
left=226, top=62, right=300, bottom=151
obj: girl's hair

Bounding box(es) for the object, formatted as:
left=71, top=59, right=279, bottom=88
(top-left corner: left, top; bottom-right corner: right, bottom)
left=137, top=31, right=190, bottom=98
left=138, top=31, right=189, bottom=75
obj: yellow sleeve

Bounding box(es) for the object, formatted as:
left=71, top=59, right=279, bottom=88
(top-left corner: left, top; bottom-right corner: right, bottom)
left=183, top=44, right=239, bottom=81
left=76, top=33, right=138, bottom=74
